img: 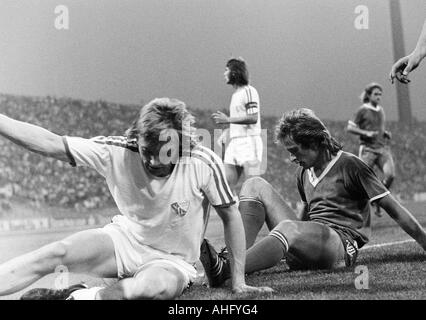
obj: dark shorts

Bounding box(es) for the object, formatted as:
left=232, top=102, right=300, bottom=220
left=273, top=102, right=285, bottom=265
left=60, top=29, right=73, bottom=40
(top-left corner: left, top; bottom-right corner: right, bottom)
left=327, top=225, right=359, bottom=267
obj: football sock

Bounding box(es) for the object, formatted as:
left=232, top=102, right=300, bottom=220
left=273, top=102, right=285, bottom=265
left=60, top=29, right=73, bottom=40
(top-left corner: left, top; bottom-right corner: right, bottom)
left=245, top=229, right=289, bottom=274
left=239, top=197, right=266, bottom=249
left=69, top=287, right=104, bottom=300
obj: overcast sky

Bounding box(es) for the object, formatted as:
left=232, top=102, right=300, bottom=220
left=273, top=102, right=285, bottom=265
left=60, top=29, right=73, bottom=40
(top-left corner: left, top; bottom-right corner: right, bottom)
left=0, top=0, right=425, bottom=120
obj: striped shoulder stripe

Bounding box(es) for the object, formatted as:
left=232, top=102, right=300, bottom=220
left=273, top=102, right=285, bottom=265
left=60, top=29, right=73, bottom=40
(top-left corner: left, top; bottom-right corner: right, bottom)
left=190, top=146, right=234, bottom=203
left=187, top=146, right=234, bottom=204
left=245, top=86, right=253, bottom=102
left=92, top=136, right=138, bottom=152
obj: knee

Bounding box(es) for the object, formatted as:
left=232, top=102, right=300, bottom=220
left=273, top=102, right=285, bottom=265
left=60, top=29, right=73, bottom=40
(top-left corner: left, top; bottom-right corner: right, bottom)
left=33, top=241, right=68, bottom=273
left=240, top=176, right=271, bottom=198
left=124, top=276, right=176, bottom=300
left=273, top=220, right=300, bottom=242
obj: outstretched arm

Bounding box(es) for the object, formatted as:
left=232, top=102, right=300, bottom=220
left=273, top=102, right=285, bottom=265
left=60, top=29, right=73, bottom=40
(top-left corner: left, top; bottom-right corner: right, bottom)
left=377, top=194, right=426, bottom=251
left=0, top=114, right=68, bottom=162
left=390, top=19, right=426, bottom=84
left=215, top=205, right=273, bottom=294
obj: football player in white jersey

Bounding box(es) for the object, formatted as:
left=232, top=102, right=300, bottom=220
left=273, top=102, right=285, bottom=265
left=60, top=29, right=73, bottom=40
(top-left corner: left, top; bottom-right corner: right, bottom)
left=212, top=57, right=263, bottom=194
left=0, top=97, right=272, bottom=299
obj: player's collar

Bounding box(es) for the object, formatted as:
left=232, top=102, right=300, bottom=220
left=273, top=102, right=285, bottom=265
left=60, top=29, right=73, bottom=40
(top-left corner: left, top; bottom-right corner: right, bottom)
left=307, top=150, right=343, bottom=187
left=363, top=103, right=381, bottom=112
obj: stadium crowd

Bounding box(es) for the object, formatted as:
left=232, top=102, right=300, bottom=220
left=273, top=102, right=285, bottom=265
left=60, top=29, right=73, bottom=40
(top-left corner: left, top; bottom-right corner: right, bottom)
left=0, top=94, right=425, bottom=218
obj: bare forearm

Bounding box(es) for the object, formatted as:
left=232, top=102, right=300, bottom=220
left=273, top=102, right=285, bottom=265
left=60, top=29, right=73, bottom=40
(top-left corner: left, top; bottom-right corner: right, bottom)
left=347, top=123, right=371, bottom=137
left=379, top=195, right=426, bottom=250
left=227, top=115, right=258, bottom=125
left=222, top=214, right=246, bottom=288
left=0, top=114, right=67, bottom=162
left=414, top=20, right=426, bottom=58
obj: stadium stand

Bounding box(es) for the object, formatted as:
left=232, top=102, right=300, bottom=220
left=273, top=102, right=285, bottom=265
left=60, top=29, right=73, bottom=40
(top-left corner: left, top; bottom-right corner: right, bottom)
left=0, top=94, right=425, bottom=219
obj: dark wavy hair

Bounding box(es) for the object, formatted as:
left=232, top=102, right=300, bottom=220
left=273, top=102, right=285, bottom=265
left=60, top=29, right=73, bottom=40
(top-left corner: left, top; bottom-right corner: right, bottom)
left=226, top=57, right=249, bottom=86
left=360, top=82, right=382, bottom=103
left=275, top=108, right=342, bottom=155
left=125, top=97, right=197, bottom=155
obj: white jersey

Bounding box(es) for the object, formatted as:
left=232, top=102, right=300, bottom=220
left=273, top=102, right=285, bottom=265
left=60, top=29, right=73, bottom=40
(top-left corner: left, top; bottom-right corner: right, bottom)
left=63, top=136, right=236, bottom=264
left=229, top=85, right=261, bottom=138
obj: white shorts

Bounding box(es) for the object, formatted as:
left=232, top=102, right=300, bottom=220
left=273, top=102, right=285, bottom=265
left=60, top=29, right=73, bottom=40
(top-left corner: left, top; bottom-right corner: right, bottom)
left=224, top=136, right=263, bottom=174
left=102, top=215, right=197, bottom=286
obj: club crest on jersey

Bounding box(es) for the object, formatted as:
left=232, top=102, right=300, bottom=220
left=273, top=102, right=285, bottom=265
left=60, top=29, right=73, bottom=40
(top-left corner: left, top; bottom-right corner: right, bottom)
left=345, top=240, right=358, bottom=256
left=171, top=200, right=190, bottom=217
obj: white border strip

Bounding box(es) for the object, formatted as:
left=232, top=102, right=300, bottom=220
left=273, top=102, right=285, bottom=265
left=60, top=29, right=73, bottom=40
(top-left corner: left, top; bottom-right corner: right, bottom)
left=370, top=191, right=390, bottom=203
left=361, top=239, right=415, bottom=250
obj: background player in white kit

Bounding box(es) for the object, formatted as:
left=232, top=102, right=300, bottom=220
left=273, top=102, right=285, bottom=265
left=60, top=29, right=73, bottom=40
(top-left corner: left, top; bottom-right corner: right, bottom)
left=0, top=97, right=271, bottom=299
left=212, top=57, right=263, bottom=194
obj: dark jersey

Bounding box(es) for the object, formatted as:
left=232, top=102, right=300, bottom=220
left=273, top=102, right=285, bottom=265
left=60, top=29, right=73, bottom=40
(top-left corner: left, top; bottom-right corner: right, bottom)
left=297, top=151, right=389, bottom=247
left=352, top=103, right=387, bottom=148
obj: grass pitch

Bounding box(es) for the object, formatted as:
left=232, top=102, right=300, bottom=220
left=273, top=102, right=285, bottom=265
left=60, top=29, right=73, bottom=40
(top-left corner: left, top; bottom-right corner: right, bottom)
left=0, top=201, right=425, bottom=300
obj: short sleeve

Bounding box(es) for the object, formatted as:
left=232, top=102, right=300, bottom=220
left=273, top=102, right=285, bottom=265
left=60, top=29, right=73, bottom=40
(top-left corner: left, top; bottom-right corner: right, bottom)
left=352, top=107, right=366, bottom=127
left=345, top=157, right=390, bottom=203
left=188, top=146, right=237, bottom=207
left=244, top=87, right=259, bottom=115
left=63, top=136, right=111, bottom=177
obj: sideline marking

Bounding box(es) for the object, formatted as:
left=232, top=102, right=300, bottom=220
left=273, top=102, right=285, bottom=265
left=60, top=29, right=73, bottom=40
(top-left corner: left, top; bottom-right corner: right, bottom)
left=362, top=239, right=415, bottom=250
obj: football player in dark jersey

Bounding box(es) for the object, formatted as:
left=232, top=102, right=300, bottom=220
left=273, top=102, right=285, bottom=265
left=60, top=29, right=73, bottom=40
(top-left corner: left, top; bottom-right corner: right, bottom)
left=200, top=108, right=426, bottom=287
left=347, top=83, right=395, bottom=217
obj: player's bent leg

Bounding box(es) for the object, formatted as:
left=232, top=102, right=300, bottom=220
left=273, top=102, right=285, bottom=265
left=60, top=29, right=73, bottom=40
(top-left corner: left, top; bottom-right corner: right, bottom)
left=59, top=228, right=117, bottom=277
left=240, top=177, right=298, bottom=229
left=0, top=228, right=117, bottom=296
left=238, top=196, right=266, bottom=248
left=98, top=262, right=188, bottom=300
left=244, top=220, right=345, bottom=273
left=0, top=241, right=69, bottom=296
left=239, top=177, right=298, bottom=248
left=201, top=220, right=347, bottom=287
left=278, top=221, right=345, bottom=270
